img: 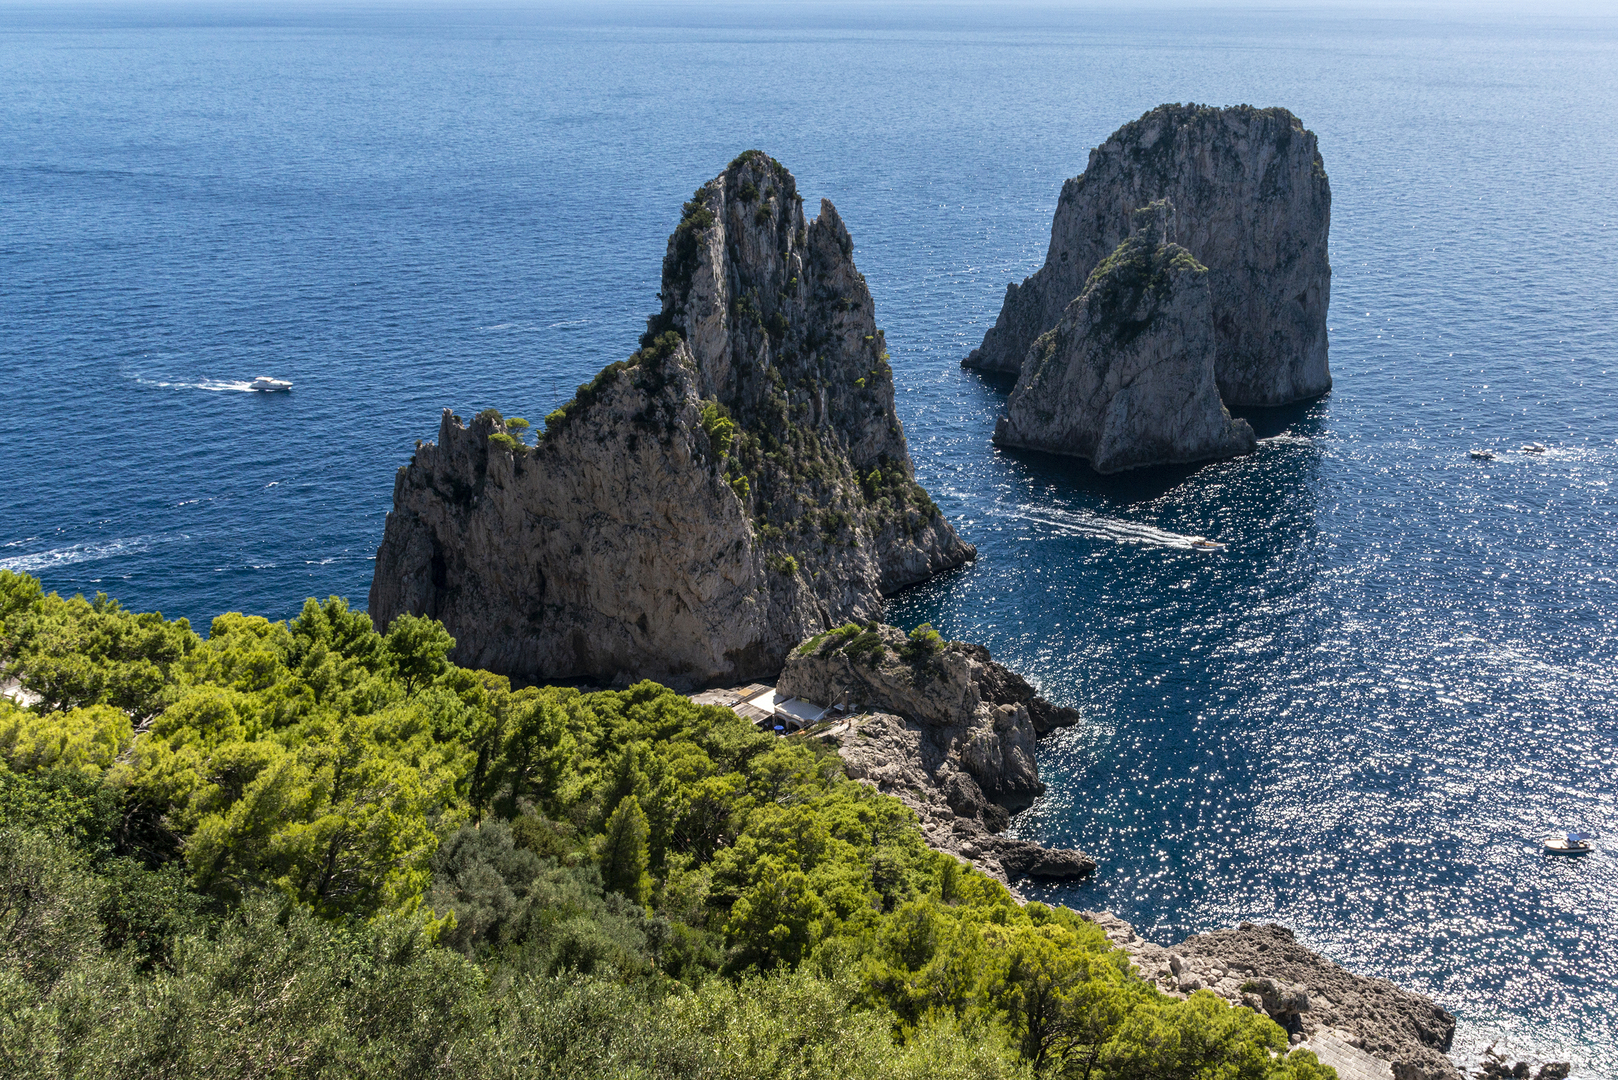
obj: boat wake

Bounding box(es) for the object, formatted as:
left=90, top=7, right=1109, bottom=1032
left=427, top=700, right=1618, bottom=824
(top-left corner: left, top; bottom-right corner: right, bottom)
left=0, top=533, right=185, bottom=573
left=132, top=375, right=260, bottom=392
left=1003, top=506, right=1213, bottom=550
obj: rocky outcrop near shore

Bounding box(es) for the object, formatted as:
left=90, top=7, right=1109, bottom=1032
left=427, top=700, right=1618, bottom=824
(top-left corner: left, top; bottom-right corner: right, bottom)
left=1087, top=913, right=1463, bottom=1080
left=369, top=152, right=973, bottom=686
left=777, top=623, right=1093, bottom=883
left=992, top=200, right=1257, bottom=472
left=967, top=103, right=1331, bottom=407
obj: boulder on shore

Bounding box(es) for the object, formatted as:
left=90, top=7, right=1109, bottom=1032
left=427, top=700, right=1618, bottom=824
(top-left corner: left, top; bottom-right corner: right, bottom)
left=967, top=103, right=1331, bottom=407
left=778, top=622, right=1092, bottom=884
left=369, top=152, right=972, bottom=687
left=992, top=200, right=1257, bottom=473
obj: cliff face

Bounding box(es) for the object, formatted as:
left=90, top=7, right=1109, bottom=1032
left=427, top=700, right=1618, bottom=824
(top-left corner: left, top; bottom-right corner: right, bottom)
left=966, top=104, right=1331, bottom=407
left=369, top=152, right=974, bottom=686
left=777, top=623, right=1093, bottom=884
left=992, top=201, right=1257, bottom=473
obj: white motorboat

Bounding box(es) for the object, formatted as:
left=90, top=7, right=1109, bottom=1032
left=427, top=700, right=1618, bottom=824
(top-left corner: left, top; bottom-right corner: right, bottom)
left=1521, top=443, right=1547, bottom=454
left=1541, top=832, right=1592, bottom=856
left=1190, top=538, right=1226, bottom=552
left=248, top=376, right=293, bottom=392
left=1468, top=449, right=1497, bottom=461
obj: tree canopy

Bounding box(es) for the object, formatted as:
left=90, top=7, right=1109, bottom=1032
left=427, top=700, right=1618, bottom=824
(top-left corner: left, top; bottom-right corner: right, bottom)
left=0, top=570, right=1335, bottom=1079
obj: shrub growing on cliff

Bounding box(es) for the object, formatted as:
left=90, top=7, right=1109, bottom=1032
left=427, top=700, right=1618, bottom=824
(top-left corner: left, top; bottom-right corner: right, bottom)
left=900, top=623, right=943, bottom=661
left=699, top=400, right=736, bottom=458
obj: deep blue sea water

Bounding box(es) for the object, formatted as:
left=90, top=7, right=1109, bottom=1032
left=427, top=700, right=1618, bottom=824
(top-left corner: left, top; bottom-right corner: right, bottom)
left=3, top=2, right=1617, bottom=1072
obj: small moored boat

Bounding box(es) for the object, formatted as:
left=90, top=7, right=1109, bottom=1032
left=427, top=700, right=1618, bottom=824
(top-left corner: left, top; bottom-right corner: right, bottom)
left=249, top=376, right=293, bottom=392
left=1541, top=832, right=1592, bottom=856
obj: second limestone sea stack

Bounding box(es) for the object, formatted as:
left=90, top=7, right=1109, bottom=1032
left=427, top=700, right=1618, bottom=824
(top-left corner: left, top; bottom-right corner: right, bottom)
left=993, top=201, right=1256, bottom=472
left=967, top=103, right=1331, bottom=407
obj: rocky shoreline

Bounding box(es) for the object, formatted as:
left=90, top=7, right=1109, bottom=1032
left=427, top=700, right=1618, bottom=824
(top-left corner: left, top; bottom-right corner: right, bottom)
left=774, top=622, right=1097, bottom=884
left=1087, top=913, right=1462, bottom=1080
left=737, top=623, right=1489, bottom=1080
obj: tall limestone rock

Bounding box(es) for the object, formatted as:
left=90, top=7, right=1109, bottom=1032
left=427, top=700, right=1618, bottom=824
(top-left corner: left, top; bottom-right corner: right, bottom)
left=993, top=200, right=1257, bottom=473
left=966, top=104, right=1331, bottom=406
left=369, top=152, right=974, bottom=687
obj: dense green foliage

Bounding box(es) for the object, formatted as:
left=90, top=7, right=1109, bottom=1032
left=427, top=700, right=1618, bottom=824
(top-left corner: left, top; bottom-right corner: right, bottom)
left=0, top=570, right=1333, bottom=1079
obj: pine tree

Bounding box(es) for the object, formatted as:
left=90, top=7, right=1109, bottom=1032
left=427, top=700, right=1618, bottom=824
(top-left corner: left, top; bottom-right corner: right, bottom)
left=598, top=795, right=651, bottom=906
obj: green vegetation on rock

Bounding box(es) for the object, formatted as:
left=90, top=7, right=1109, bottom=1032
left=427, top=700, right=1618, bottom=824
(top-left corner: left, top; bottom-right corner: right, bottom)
left=0, top=574, right=1336, bottom=1077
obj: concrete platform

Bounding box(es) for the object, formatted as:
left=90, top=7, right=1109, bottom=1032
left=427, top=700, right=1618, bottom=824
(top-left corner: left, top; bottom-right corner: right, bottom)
left=1303, top=1030, right=1394, bottom=1080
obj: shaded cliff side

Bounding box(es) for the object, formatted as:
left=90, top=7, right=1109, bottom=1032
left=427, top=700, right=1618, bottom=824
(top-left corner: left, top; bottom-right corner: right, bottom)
left=994, top=200, right=1256, bottom=472
left=369, top=152, right=973, bottom=686
left=967, top=103, right=1331, bottom=407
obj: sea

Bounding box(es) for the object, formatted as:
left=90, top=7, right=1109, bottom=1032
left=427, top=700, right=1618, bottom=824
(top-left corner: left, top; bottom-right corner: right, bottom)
left=2, top=1, right=1615, bottom=1072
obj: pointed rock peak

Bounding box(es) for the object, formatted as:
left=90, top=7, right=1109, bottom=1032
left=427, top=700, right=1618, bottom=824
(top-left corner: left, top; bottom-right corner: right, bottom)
left=814, top=197, right=850, bottom=249
left=638, top=152, right=905, bottom=471
left=369, top=154, right=974, bottom=688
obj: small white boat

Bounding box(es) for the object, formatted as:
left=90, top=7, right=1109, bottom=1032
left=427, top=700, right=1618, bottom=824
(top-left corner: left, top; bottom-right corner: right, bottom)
left=1469, top=449, right=1497, bottom=461
left=1521, top=443, right=1547, bottom=454
left=1190, top=538, right=1225, bottom=552
left=1541, top=832, right=1592, bottom=856
left=248, top=376, right=293, bottom=392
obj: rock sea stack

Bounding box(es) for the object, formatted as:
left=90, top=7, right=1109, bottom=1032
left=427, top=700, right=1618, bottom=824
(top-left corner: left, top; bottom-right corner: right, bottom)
left=777, top=622, right=1094, bottom=884
left=369, top=152, right=973, bottom=687
left=992, top=200, right=1257, bottom=472
left=967, top=103, right=1332, bottom=407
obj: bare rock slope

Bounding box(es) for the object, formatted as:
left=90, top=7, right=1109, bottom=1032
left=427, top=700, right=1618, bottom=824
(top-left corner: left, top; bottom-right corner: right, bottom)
left=967, top=103, right=1331, bottom=407
left=777, top=623, right=1094, bottom=884
left=993, top=200, right=1257, bottom=472
left=1089, top=913, right=1462, bottom=1080
left=369, top=153, right=973, bottom=686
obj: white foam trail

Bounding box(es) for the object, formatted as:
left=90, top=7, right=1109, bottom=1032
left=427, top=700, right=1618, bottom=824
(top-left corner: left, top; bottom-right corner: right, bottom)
left=131, top=375, right=257, bottom=392
left=476, top=319, right=591, bottom=332
left=0, top=534, right=180, bottom=573
left=1002, top=506, right=1209, bottom=549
